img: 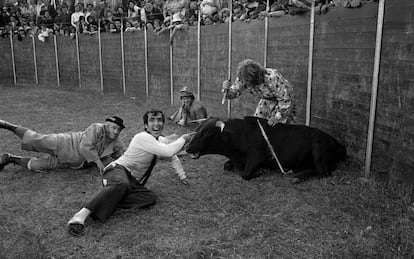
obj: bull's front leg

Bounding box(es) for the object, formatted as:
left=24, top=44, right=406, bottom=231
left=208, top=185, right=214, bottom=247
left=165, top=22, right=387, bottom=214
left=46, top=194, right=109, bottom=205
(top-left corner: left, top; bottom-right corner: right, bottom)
left=239, top=151, right=265, bottom=180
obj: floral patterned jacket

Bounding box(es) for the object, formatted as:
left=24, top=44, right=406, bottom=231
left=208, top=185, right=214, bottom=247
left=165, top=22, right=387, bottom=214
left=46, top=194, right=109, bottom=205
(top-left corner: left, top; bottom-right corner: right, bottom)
left=227, top=68, right=294, bottom=123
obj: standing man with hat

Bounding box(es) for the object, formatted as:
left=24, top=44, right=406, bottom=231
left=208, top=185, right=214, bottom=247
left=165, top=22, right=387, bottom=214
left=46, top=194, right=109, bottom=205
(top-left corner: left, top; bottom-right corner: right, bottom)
left=169, top=86, right=208, bottom=127
left=0, top=116, right=125, bottom=174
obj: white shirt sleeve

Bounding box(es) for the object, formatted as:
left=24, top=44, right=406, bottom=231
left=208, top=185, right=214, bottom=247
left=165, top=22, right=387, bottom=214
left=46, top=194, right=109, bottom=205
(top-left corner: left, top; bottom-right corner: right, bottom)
left=159, top=135, right=187, bottom=180
left=139, top=133, right=185, bottom=157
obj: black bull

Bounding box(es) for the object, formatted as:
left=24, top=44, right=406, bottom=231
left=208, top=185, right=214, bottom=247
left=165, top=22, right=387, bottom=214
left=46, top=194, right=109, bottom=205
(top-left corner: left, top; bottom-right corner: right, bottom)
left=186, top=117, right=347, bottom=181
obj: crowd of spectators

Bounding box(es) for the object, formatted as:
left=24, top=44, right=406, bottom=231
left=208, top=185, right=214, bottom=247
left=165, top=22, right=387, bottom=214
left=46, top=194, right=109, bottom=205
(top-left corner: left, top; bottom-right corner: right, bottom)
left=0, top=0, right=377, bottom=42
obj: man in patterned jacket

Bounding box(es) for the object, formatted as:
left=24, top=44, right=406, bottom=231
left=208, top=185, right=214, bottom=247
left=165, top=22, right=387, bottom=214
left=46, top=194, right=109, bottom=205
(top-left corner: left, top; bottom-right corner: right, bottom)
left=0, top=116, right=125, bottom=174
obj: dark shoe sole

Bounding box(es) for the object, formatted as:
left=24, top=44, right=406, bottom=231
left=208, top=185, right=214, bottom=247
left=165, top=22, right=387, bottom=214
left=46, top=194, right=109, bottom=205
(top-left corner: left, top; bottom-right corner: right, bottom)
left=68, top=222, right=85, bottom=236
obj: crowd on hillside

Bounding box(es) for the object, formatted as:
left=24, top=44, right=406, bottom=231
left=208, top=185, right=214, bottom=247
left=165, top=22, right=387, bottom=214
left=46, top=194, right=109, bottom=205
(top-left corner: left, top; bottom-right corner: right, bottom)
left=0, top=0, right=377, bottom=42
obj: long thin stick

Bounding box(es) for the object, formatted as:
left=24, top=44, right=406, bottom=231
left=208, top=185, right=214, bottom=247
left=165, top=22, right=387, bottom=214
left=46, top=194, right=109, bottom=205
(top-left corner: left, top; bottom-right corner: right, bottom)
left=257, top=119, right=287, bottom=174
left=365, top=0, right=385, bottom=178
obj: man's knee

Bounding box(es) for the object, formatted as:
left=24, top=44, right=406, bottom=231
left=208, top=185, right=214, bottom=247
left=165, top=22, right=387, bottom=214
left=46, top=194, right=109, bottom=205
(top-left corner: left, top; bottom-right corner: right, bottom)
left=27, top=156, right=59, bottom=172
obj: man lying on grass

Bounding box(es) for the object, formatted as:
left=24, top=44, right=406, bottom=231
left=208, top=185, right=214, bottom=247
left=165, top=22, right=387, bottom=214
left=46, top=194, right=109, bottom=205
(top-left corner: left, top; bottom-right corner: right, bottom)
left=67, top=109, right=195, bottom=236
left=0, top=116, right=126, bottom=173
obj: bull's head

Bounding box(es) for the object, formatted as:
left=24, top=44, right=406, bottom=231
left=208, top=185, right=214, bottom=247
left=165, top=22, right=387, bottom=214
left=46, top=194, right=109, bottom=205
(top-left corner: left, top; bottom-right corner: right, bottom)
left=185, top=118, right=228, bottom=159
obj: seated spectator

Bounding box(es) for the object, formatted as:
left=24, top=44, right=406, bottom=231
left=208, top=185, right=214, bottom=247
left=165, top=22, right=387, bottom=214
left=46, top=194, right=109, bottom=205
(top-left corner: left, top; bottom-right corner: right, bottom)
left=113, top=4, right=127, bottom=21
left=17, top=26, right=27, bottom=41
left=131, top=17, right=142, bottom=30
left=169, top=86, right=208, bottom=127
left=152, top=18, right=163, bottom=33
left=218, top=7, right=230, bottom=23
left=43, top=10, right=55, bottom=28
left=104, top=9, right=114, bottom=23
left=84, top=3, right=95, bottom=20
left=161, top=0, right=189, bottom=43
left=108, top=22, right=119, bottom=32
left=232, top=1, right=244, bottom=20
left=8, top=15, right=20, bottom=32
left=76, top=15, right=87, bottom=33
left=200, top=0, right=219, bottom=20
left=239, top=0, right=266, bottom=22
left=113, top=19, right=122, bottom=31
left=54, top=5, right=71, bottom=29
left=86, top=15, right=98, bottom=26
left=184, top=0, right=198, bottom=26
left=85, top=23, right=98, bottom=34
left=143, top=2, right=163, bottom=27
left=259, top=0, right=288, bottom=18
left=127, top=0, right=141, bottom=20
left=38, top=23, right=52, bottom=42
left=71, top=4, right=85, bottom=28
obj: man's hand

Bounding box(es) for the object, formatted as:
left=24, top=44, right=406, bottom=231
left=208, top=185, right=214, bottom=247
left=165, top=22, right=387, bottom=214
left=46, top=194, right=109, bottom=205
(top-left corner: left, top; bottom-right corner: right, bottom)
left=95, top=159, right=105, bottom=176
left=267, top=117, right=281, bottom=126
left=221, top=80, right=231, bottom=94
left=267, top=113, right=282, bottom=126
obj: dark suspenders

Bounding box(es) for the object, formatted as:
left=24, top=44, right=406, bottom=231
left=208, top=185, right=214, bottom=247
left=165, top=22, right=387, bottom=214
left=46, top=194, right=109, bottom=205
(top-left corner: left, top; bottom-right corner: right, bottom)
left=138, top=155, right=157, bottom=186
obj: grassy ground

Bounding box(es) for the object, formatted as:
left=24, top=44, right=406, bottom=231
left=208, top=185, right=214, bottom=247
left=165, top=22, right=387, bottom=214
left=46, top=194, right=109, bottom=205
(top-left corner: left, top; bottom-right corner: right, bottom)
left=0, top=84, right=413, bottom=259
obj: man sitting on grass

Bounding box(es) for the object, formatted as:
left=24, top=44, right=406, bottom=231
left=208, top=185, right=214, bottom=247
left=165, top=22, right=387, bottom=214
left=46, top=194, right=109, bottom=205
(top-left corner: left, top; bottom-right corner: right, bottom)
left=0, top=116, right=126, bottom=174
left=67, top=109, right=195, bottom=236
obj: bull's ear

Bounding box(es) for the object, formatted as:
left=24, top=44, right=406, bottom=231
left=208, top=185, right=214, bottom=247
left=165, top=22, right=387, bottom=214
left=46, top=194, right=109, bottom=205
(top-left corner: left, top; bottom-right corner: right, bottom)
left=215, top=121, right=225, bottom=132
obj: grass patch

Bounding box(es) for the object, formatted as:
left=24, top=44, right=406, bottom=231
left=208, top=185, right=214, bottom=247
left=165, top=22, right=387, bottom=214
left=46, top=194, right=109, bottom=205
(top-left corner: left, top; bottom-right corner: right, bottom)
left=0, top=85, right=413, bottom=258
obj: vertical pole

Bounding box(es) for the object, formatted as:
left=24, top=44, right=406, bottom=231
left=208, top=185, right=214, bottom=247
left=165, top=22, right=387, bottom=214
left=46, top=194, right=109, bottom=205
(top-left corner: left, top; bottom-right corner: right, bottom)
left=365, top=0, right=386, bottom=178
left=121, top=18, right=126, bottom=95
left=263, top=0, right=269, bottom=67
left=144, top=25, right=149, bottom=97
left=306, top=0, right=315, bottom=126
left=226, top=0, right=233, bottom=118
left=98, top=20, right=104, bottom=92
left=197, top=10, right=201, bottom=101
left=9, top=31, right=17, bottom=85
left=75, top=32, right=81, bottom=89
left=170, top=24, right=174, bottom=106
left=54, top=35, right=60, bottom=87
left=32, top=34, right=38, bottom=85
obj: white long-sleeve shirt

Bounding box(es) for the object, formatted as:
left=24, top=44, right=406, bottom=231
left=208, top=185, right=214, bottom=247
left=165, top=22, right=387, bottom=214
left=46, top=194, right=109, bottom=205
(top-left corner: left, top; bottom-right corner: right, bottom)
left=112, top=131, right=186, bottom=181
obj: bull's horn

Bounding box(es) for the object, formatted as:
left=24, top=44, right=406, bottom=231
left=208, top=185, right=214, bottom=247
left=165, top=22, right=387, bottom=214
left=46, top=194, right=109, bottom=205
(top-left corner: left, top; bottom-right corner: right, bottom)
left=215, top=121, right=225, bottom=132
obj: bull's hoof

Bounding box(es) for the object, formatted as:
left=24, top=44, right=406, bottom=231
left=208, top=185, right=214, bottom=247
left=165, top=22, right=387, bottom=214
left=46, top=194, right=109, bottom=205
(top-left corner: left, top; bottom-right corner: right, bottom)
left=223, top=160, right=235, bottom=171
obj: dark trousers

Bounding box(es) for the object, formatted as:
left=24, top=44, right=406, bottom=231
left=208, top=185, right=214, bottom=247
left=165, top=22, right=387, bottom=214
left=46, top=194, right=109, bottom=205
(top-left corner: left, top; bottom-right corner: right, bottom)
left=85, top=165, right=157, bottom=222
